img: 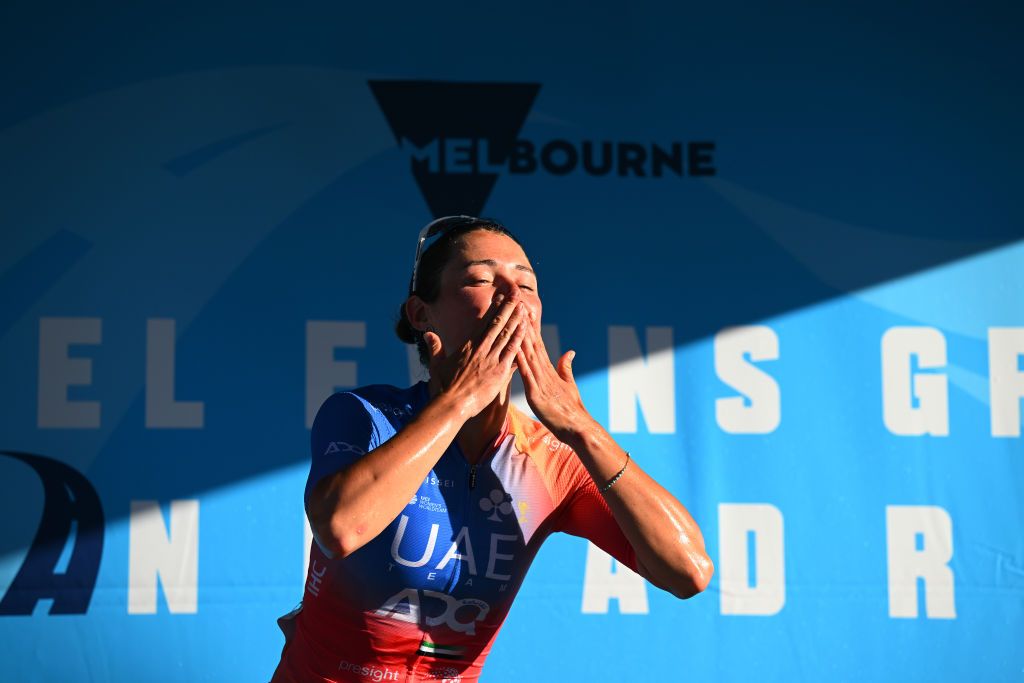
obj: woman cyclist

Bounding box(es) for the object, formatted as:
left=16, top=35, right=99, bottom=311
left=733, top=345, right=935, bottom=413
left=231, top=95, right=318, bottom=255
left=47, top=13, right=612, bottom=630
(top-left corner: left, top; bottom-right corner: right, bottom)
left=272, top=216, right=713, bottom=682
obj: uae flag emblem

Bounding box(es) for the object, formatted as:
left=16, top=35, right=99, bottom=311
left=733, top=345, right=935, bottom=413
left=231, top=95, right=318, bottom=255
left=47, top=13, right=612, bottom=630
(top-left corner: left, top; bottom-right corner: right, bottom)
left=417, top=639, right=467, bottom=660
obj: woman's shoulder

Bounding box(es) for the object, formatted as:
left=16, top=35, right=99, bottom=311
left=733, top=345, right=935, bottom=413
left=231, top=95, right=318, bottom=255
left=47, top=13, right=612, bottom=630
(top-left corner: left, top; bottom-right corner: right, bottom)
left=311, top=382, right=429, bottom=443
left=507, top=405, right=577, bottom=462
left=330, top=381, right=428, bottom=420
left=507, top=406, right=591, bottom=500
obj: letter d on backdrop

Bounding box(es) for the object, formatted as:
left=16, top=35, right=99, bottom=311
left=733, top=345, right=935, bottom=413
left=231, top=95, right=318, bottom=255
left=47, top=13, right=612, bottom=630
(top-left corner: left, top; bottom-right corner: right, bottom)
left=718, top=503, right=785, bottom=616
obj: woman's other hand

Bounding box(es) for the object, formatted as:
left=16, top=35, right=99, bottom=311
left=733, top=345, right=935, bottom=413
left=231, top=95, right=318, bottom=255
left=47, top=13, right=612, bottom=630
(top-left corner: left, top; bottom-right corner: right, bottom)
left=515, top=315, right=589, bottom=438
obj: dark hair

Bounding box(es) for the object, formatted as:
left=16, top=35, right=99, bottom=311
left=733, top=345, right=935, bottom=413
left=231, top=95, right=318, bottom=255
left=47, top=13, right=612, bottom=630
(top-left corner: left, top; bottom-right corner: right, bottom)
left=395, top=217, right=522, bottom=367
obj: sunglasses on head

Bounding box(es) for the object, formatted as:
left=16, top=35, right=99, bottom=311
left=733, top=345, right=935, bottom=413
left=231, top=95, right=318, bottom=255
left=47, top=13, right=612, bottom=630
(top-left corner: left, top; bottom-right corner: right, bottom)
left=409, top=215, right=483, bottom=294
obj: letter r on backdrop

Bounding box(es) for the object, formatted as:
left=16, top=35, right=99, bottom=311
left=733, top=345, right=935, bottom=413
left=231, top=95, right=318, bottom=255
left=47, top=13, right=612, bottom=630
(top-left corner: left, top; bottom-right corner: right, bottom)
left=886, top=505, right=956, bottom=619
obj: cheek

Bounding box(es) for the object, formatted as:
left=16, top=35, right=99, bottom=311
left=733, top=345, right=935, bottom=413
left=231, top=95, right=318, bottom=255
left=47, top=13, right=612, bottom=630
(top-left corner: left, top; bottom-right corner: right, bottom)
left=442, top=291, right=492, bottom=328
left=527, top=298, right=542, bottom=326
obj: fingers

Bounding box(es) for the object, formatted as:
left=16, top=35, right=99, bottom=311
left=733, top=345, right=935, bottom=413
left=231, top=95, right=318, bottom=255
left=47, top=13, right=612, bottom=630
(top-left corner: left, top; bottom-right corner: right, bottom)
left=557, top=350, right=576, bottom=383
left=424, top=331, right=443, bottom=358
left=480, top=298, right=526, bottom=354
left=515, top=318, right=549, bottom=387
left=499, top=312, right=530, bottom=365
left=493, top=303, right=528, bottom=365
left=515, top=344, right=536, bottom=387
left=519, top=321, right=577, bottom=387
left=424, top=331, right=445, bottom=376
left=518, top=313, right=547, bottom=367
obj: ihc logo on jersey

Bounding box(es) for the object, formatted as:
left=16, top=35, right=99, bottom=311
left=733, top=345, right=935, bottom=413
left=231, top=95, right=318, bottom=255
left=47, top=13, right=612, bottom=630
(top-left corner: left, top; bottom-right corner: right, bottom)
left=479, top=489, right=513, bottom=523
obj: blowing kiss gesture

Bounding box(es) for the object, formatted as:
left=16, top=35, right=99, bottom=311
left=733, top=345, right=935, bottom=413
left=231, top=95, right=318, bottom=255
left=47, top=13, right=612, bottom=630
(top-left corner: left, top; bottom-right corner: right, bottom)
left=418, top=290, right=587, bottom=443
left=513, top=310, right=588, bottom=443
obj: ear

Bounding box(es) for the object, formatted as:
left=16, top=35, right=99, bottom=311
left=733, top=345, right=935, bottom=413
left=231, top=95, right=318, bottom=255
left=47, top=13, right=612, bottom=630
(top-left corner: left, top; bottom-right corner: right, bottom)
left=405, top=295, right=432, bottom=333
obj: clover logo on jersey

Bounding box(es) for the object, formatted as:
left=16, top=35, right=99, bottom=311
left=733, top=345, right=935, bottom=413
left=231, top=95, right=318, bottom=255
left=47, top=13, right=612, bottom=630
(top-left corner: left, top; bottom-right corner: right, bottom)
left=479, top=489, right=513, bottom=522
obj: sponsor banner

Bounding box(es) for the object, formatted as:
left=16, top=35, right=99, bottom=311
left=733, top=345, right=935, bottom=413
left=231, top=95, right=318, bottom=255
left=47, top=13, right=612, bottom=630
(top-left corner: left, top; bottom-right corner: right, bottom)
left=0, top=4, right=1021, bottom=683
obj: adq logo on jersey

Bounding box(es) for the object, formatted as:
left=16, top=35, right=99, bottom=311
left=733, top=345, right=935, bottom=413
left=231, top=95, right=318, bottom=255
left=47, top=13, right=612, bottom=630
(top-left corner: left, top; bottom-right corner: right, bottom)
left=0, top=451, right=104, bottom=616
left=368, top=80, right=717, bottom=216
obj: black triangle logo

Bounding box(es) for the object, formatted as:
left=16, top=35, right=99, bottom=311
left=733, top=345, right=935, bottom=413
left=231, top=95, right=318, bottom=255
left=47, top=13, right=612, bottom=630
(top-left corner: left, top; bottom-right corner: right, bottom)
left=368, top=80, right=541, bottom=217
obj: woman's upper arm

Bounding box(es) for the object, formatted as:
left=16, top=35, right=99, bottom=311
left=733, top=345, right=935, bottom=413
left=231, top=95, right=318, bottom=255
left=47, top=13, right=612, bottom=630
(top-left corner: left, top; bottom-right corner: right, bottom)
left=551, top=468, right=641, bottom=574
left=304, top=391, right=381, bottom=513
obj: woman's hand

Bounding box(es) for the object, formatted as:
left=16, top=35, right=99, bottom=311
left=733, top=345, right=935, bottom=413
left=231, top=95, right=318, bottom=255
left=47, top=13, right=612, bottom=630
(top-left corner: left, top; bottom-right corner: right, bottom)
left=515, top=318, right=714, bottom=600
left=424, top=296, right=529, bottom=418
left=310, top=296, right=527, bottom=559
left=515, top=315, right=590, bottom=438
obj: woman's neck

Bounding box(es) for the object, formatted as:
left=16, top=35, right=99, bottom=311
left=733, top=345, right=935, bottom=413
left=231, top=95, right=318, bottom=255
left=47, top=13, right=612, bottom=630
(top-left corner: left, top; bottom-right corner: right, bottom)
left=429, top=378, right=511, bottom=465
left=459, top=389, right=511, bottom=464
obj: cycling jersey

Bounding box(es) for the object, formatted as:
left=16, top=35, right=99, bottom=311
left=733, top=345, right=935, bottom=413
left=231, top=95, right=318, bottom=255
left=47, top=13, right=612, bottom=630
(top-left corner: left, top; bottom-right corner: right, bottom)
left=272, top=381, right=638, bottom=683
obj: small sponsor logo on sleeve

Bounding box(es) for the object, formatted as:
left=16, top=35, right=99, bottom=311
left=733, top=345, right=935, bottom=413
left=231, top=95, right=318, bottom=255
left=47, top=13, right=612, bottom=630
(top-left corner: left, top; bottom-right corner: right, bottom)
left=324, top=441, right=366, bottom=456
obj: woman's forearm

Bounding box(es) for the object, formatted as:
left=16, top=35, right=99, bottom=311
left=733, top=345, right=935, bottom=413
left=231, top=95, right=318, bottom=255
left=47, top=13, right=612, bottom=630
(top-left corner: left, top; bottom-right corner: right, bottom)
left=307, top=392, right=469, bottom=558
left=559, top=416, right=715, bottom=599
left=309, top=300, right=528, bottom=558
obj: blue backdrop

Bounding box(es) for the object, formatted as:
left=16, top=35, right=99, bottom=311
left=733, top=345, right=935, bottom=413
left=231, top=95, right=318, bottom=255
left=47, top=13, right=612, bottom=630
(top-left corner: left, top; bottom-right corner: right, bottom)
left=1, top=2, right=1022, bottom=681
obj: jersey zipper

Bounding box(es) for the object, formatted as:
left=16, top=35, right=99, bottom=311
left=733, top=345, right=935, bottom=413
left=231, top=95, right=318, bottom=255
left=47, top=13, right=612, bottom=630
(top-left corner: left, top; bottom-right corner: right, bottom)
left=468, top=463, right=477, bottom=489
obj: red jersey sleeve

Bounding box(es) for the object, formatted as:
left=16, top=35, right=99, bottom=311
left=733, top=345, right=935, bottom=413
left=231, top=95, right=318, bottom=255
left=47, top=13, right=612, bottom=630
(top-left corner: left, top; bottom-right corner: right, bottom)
left=549, top=452, right=639, bottom=572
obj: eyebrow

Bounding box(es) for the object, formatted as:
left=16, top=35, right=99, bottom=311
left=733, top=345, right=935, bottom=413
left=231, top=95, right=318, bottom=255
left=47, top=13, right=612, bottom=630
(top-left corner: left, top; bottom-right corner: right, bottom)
left=462, top=259, right=535, bottom=275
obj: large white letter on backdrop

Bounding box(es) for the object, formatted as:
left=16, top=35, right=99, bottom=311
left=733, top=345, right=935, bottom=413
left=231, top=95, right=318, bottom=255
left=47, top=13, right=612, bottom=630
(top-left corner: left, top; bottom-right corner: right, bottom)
left=886, top=505, right=955, bottom=619
left=989, top=327, right=1024, bottom=437
left=305, top=321, right=366, bottom=428
left=128, top=500, right=200, bottom=614
left=881, top=327, right=949, bottom=436
left=37, top=317, right=102, bottom=428
left=608, top=325, right=675, bottom=434
left=718, top=503, right=785, bottom=616
left=581, top=542, right=649, bottom=614
left=714, top=325, right=781, bottom=434
left=146, top=318, right=204, bottom=428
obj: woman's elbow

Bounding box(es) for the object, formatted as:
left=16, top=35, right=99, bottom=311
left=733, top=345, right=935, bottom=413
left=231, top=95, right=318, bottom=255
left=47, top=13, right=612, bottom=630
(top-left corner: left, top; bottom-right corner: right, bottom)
left=306, top=511, right=358, bottom=560
left=673, top=553, right=715, bottom=600
left=328, top=515, right=378, bottom=559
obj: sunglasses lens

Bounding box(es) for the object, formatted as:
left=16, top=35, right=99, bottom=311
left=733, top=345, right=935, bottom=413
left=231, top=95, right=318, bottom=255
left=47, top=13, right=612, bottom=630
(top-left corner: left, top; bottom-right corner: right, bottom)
left=427, top=216, right=473, bottom=239
left=421, top=216, right=480, bottom=253
left=411, top=215, right=481, bottom=292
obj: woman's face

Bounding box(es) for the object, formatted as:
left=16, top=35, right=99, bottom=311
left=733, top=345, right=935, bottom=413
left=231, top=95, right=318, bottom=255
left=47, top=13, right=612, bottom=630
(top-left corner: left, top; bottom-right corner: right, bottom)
left=411, top=230, right=542, bottom=356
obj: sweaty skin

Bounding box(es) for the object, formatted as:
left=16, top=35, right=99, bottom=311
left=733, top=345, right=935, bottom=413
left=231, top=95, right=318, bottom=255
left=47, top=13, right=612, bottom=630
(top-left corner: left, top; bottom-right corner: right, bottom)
left=288, top=230, right=713, bottom=682
left=306, top=294, right=529, bottom=559
left=514, top=315, right=713, bottom=598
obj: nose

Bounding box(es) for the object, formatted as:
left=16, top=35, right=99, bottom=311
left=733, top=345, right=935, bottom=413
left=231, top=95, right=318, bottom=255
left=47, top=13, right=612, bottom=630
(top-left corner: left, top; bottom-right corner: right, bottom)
left=493, top=277, right=523, bottom=303
left=492, top=278, right=539, bottom=324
